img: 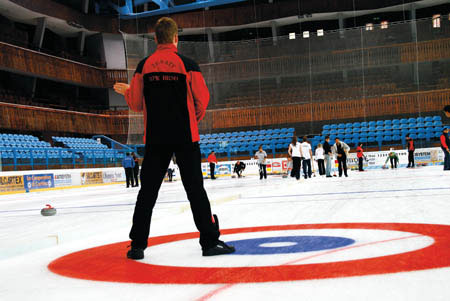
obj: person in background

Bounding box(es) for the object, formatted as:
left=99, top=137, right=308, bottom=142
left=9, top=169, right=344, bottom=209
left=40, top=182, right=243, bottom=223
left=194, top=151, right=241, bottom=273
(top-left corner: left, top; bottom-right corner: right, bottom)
left=315, top=143, right=325, bottom=176
left=384, top=149, right=399, bottom=169
left=207, top=151, right=218, bottom=180
left=443, top=105, right=450, bottom=118
left=132, top=152, right=140, bottom=187
left=406, top=134, right=415, bottom=168
left=167, top=156, right=175, bottom=181
left=233, top=160, right=246, bottom=178
left=301, top=136, right=313, bottom=179
left=122, top=153, right=135, bottom=188
left=286, top=155, right=293, bottom=178
left=288, top=136, right=302, bottom=180
left=255, top=145, right=268, bottom=180
left=440, top=128, right=450, bottom=170
left=323, top=136, right=333, bottom=178
left=332, top=138, right=350, bottom=177
left=356, top=143, right=365, bottom=172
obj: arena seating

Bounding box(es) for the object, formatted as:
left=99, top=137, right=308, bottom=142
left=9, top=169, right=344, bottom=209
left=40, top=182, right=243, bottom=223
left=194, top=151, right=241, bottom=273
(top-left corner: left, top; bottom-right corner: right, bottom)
left=312, top=115, right=444, bottom=150
left=0, top=133, right=73, bottom=160
left=0, top=133, right=126, bottom=170
left=52, top=137, right=123, bottom=159
left=199, top=127, right=295, bottom=156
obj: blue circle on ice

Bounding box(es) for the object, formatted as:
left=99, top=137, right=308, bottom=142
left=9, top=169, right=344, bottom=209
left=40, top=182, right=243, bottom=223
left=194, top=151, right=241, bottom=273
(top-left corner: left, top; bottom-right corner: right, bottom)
left=227, top=236, right=355, bottom=255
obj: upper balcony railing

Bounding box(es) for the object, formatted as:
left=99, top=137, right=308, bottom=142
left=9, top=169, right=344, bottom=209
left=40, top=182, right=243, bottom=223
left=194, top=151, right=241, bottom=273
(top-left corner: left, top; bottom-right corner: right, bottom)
left=0, top=42, right=128, bottom=88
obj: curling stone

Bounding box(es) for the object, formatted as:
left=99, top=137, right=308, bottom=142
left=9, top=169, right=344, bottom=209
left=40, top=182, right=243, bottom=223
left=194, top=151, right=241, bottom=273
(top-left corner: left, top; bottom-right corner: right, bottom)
left=41, top=204, right=57, bottom=216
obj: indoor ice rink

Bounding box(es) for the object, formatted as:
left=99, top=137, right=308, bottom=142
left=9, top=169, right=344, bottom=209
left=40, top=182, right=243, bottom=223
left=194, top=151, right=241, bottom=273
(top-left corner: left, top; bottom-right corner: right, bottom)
left=1, top=165, right=449, bottom=300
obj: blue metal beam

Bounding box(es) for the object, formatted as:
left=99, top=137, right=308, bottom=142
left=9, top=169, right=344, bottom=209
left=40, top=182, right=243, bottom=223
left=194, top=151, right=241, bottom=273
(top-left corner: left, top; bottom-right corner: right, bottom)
left=109, top=0, right=247, bottom=19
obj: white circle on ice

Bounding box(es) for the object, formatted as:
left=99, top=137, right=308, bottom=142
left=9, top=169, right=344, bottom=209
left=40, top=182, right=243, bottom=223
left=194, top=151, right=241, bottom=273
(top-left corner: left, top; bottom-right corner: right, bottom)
left=142, top=229, right=433, bottom=268
left=259, top=242, right=298, bottom=248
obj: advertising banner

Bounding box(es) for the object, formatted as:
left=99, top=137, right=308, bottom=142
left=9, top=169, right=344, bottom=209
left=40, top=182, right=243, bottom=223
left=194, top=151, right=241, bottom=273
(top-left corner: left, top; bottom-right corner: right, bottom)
left=80, top=171, right=104, bottom=185
left=347, top=147, right=444, bottom=169
left=102, top=170, right=125, bottom=183
left=23, top=174, right=54, bottom=191
left=53, top=173, right=73, bottom=187
left=0, top=175, right=24, bottom=193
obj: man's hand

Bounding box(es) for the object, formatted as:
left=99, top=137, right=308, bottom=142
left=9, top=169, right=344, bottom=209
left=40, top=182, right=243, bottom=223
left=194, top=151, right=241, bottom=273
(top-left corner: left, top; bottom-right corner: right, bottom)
left=113, top=82, right=130, bottom=96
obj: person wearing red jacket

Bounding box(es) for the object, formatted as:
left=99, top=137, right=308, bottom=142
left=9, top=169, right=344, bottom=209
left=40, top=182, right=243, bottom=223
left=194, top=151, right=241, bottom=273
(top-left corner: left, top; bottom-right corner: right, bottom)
left=440, top=128, right=450, bottom=170
left=207, top=151, right=218, bottom=179
left=356, top=143, right=365, bottom=172
left=113, top=17, right=234, bottom=260
left=406, top=134, right=415, bottom=168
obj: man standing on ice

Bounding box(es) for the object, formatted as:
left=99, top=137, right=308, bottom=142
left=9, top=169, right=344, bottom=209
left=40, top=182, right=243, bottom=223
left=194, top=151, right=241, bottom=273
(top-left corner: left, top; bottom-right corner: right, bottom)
left=114, top=17, right=235, bottom=260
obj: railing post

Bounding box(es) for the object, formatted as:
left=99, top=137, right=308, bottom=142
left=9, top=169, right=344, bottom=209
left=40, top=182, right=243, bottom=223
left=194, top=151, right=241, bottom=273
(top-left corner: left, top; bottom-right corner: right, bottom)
left=13, top=149, right=17, bottom=171
left=30, top=149, right=34, bottom=170
left=45, top=148, right=49, bottom=169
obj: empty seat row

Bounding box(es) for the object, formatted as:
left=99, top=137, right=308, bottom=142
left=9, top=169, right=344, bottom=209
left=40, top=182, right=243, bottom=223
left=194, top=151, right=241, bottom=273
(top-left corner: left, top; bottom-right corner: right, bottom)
left=323, top=116, right=442, bottom=130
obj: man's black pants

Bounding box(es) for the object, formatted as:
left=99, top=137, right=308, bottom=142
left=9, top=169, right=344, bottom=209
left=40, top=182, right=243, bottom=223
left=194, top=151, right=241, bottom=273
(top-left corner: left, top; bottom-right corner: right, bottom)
left=408, top=150, right=415, bottom=167
left=259, top=164, right=267, bottom=179
left=291, top=157, right=301, bottom=179
left=338, top=155, right=348, bottom=177
left=125, top=167, right=134, bottom=187
left=209, top=163, right=216, bottom=179
left=133, top=165, right=139, bottom=186
left=358, top=157, right=364, bottom=171
left=390, top=157, right=398, bottom=169
left=317, top=159, right=325, bottom=175
left=129, top=143, right=220, bottom=250
left=302, top=159, right=312, bottom=179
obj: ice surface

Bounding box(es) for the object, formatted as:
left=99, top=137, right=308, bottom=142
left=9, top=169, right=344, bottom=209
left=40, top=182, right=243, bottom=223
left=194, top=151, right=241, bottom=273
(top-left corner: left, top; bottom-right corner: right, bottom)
left=0, top=166, right=449, bottom=300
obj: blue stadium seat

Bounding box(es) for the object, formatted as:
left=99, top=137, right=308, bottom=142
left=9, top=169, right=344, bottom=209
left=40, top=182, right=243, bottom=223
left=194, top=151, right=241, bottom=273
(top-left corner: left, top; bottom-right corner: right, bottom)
left=408, top=118, right=416, bottom=123
left=417, top=133, right=426, bottom=140
left=392, top=124, right=401, bottom=130
left=345, top=128, right=353, bottom=134
left=376, top=121, right=384, bottom=126
left=338, top=123, right=346, bottom=129
left=394, top=119, right=403, bottom=125
left=392, top=135, right=401, bottom=142
left=424, top=116, right=433, bottom=122
left=330, top=124, right=338, bottom=130
left=353, top=122, right=361, bottom=128
left=376, top=126, right=384, bottom=131
left=360, top=127, right=368, bottom=132
left=369, top=121, right=376, bottom=127
left=361, top=122, right=368, bottom=127
left=359, top=137, right=368, bottom=144
left=322, top=129, right=330, bottom=135
left=433, top=116, right=442, bottom=122
left=384, top=120, right=392, bottom=125
left=383, top=135, right=392, bottom=142
left=345, top=123, right=353, bottom=128
left=416, top=117, right=425, bottom=123
left=353, top=127, right=361, bottom=133
left=360, top=132, right=368, bottom=138
left=384, top=125, right=392, bottom=131
left=433, top=121, right=442, bottom=126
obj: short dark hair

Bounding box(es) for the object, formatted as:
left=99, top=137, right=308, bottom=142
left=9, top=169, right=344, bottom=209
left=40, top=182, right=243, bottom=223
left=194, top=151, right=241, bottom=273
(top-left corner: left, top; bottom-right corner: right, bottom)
left=444, top=105, right=450, bottom=113
left=291, top=136, right=297, bottom=145
left=325, top=136, right=330, bottom=140
left=302, top=136, right=308, bottom=142
left=155, top=17, right=178, bottom=44
left=405, top=133, right=410, bottom=138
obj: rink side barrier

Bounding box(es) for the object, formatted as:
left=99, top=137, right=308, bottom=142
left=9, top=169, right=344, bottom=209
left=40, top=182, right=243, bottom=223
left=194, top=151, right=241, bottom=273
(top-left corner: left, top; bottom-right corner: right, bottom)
left=201, top=147, right=445, bottom=178
left=0, top=147, right=444, bottom=194
left=0, top=167, right=128, bottom=195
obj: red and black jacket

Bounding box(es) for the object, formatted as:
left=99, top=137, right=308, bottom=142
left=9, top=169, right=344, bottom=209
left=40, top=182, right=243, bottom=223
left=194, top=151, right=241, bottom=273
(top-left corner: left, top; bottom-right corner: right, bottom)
left=125, top=44, right=209, bottom=145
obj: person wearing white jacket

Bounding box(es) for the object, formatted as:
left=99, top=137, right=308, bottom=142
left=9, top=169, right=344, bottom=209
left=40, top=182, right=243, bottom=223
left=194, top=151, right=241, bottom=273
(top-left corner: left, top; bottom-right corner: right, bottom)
left=331, top=138, right=350, bottom=177
left=315, top=143, right=325, bottom=176
left=288, top=136, right=303, bottom=180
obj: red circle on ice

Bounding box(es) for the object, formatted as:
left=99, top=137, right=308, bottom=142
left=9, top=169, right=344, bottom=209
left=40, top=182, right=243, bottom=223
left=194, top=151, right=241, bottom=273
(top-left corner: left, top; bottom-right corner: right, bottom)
left=48, top=223, right=450, bottom=284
